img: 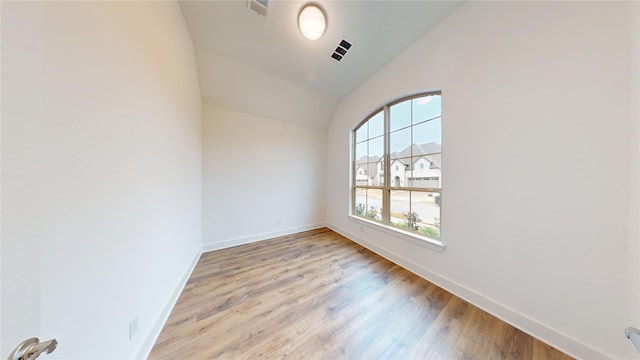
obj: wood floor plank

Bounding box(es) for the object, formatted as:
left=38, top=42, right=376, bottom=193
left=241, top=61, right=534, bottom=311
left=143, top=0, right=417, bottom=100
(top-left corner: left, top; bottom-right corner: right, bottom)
left=149, top=228, right=573, bottom=360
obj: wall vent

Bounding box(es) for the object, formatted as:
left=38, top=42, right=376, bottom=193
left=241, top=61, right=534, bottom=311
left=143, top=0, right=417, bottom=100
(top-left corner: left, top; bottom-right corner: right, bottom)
left=331, top=39, right=352, bottom=62
left=248, top=0, right=269, bottom=18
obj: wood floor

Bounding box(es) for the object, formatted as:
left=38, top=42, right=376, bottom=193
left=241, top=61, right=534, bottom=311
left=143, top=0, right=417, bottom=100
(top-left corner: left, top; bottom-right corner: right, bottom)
left=149, top=228, right=572, bottom=360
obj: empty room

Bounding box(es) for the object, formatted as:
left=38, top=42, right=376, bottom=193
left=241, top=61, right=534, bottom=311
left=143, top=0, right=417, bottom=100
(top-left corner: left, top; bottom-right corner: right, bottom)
left=2, top=0, right=639, bottom=359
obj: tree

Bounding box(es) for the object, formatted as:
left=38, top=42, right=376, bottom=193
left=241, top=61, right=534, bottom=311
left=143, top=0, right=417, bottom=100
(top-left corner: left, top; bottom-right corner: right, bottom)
left=402, top=211, right=421, bottom=231
left=356, top=204, right=379, bottom=221
left=365, top=206, right=379, bottom=220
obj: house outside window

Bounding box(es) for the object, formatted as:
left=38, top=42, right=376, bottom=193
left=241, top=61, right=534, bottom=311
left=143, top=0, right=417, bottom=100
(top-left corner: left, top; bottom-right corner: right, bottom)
left=352, top=91, right=442, bottom=241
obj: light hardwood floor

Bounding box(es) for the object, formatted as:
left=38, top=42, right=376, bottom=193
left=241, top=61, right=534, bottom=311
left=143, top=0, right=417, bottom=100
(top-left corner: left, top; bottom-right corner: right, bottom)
left=149, top=228, right=573, bottom=359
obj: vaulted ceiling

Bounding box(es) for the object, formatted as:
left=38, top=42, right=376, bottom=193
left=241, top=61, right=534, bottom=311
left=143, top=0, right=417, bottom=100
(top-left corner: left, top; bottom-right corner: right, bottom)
left=180, top=0, right=462, bottom=128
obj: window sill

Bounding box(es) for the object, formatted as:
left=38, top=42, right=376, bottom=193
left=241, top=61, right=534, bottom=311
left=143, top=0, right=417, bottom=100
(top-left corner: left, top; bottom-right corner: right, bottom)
left=348, top=215, right=446, bottom=253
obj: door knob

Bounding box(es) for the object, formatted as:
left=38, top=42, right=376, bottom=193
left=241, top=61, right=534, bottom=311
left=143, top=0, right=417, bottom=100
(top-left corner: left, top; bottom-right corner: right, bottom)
left=8, top=338, right=57, bottom=360
left=626, top=327, right=640, bottom=352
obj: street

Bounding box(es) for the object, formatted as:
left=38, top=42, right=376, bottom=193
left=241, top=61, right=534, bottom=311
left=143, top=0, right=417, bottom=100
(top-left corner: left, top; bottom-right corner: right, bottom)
left=354, top=189, right=440, bottom=229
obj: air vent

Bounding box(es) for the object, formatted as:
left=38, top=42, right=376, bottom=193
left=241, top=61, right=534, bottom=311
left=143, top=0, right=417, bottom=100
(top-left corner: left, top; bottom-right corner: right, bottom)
left=248, top=0, right=268, bottom=18
left=331, top=38, right=352, bottom=62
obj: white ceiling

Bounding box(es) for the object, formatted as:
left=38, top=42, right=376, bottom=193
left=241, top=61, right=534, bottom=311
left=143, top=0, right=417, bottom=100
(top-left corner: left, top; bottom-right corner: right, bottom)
left=179, top=0, right=463, bottom=128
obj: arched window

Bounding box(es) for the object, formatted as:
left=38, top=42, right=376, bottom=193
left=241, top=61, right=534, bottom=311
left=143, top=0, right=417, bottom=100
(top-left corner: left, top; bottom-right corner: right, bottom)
left=352, top=91, right=442, bottom=240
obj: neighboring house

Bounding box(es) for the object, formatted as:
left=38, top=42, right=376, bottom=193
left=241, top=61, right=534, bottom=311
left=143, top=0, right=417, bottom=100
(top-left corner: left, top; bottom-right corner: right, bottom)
left=355, top=155, right=381, bottom=186
left=390, top=159, right=407, bottom=187
left=407, top=153, right=441, bottom=188
left=356, top=142, right=441, bottom=188
left=390, top=142, right=441, bottom=188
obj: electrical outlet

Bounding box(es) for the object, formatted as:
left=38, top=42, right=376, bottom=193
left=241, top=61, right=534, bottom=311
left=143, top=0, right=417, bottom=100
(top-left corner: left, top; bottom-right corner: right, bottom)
left=129, top=316, right=139, bottom=340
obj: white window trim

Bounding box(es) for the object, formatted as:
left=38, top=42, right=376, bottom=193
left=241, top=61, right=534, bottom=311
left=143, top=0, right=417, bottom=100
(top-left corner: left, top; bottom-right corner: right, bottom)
left=351, top=91, right=443, bottom=249
left=348, top=214, right=445, bottom=252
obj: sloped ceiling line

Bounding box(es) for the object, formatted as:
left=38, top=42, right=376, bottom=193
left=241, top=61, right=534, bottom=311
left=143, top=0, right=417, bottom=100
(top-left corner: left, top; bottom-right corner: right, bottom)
left=180, top=0, right=463, bottom=129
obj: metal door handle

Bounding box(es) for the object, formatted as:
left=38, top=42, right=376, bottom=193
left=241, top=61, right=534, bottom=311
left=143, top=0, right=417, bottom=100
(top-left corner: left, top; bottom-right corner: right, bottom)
left=626, top=327, right=640, bottom=352
left=7, top=338, right=57, bottom=360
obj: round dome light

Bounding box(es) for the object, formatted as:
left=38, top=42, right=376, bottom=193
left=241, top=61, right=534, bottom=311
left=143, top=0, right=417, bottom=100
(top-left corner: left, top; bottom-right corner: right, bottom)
left=298, top=4, right=327, bottom=40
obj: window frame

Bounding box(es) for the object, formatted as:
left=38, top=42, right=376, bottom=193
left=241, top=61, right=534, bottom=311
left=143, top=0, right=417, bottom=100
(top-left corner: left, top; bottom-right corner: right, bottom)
left=351, top=91, right=443, bottom=249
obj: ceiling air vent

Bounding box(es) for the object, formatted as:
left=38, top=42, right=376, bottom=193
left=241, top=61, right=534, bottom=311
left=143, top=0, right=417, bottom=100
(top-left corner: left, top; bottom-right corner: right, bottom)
left=331, top=39, right=352, bottom=62
left=248, top=0, right=269, bottom=18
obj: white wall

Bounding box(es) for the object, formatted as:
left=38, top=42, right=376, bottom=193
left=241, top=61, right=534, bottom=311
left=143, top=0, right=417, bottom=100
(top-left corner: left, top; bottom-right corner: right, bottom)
left=327, top=2, right=639, bottom=359
left=202, top=104, right=326, bottom=251
left=0, top=1, right=3, bottom=351
left=633, top=0, right=640, bottom=337
left=1, top=2, right=202, bottom=359
left=195, top=47, right=338, bottom=130
left=1, top=2, right=47, bottom=355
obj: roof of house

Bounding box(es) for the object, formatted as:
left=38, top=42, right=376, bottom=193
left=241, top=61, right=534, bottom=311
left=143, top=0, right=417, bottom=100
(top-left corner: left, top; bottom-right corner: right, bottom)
left=390, top=142, right=441, bottom=170
left=391, top=154, right=441, bottom=170
left=390, top=142, right=441, bottom=159
left=357, top=142, right=441, bottom=176
left=356, top=155, right=381, bottom=178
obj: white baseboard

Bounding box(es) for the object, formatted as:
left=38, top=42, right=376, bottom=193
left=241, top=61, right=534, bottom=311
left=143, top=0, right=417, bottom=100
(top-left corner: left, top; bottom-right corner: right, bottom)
left=326, top=222, right=607, bottom=360
left=133, top=250, right=201, bottom=360
left=202, top=223, right=327, bottom=253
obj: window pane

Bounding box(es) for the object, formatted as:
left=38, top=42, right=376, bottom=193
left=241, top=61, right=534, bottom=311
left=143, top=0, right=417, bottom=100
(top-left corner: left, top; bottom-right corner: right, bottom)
left=390, top=190, right=410, bottom=229
left=355, top=123, right=368, bottom=143
left=390, top=100, right=411, bottom=132
left=412, top=95, right=441, bottom=123
left=352, top=91, right=442, bottom=241
left=355, top=141, right=367, bottom=164
left=411, top=191, right=440, bottom=239
left=389, top=159, right=408, bottom=187
left=368, top=111, right=384, bottom=138
left=412, top=118, right=441, bottom=149
left=365, top=188, right=383, bottom=221
left=354, top=163, right=369, bottom=185
left=407, top=155, right=441, bottom=189
left=354, top=188, right=366, bottom=215
left=390, top=127, right=411, bottom=159
left=369, top=136, right=383, bottom=159
left=366, top=160, right=383, bottom=187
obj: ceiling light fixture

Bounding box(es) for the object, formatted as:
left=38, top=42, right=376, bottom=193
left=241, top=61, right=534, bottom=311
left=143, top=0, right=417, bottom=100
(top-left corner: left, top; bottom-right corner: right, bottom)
left=298, top=3, right=327, bottom=40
